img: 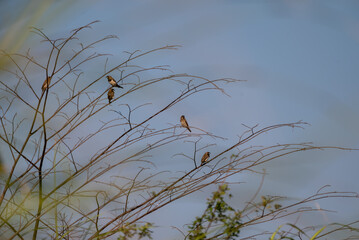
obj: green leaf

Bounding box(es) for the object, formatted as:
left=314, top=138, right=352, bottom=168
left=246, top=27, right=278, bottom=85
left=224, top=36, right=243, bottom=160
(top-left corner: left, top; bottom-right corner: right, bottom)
left=270, top=225, right=283, bottom=240
left=310, top=226, right=326, bottom=240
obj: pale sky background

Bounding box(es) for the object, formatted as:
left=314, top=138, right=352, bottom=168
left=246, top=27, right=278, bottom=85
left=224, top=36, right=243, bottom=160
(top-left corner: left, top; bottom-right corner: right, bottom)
left=0, top=0, right=359, bottom=239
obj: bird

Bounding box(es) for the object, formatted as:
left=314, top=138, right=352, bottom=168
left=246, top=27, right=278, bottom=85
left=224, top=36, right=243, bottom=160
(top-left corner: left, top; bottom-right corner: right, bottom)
left=180, top=115, right=191, bottom=132
left=108, top=88, right=115, bottom=104
left=106, top=75, right=123, bottom=88
left=201, top=152, right=210, bottom=165
left=41, top=76, right=51, bottom=92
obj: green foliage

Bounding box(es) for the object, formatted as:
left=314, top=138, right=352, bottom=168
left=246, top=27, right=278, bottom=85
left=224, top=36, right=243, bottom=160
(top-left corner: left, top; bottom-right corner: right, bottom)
left=270, top=224, right=328, bottom=240
left=187, top=184, right=242, bottom=240
left=117, top=223, right=153, bottom=240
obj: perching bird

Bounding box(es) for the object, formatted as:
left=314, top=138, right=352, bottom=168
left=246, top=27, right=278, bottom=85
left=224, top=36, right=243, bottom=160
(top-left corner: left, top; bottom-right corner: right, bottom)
left=201, top=152, right=210, bottom=165
left=108, top=88, right=115, bottom=104
left=180, top=115, right=191, bottom=132
left=41, top=76, right=51, bottom=92
left=106, top=75, right=123, bottom=88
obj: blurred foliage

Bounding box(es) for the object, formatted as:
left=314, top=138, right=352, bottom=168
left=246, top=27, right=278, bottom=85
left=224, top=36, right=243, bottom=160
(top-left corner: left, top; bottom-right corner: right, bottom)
left=117, top=223, right=153, bottom=240
left=187, top=184, right=242, bottom=240
left=0, top=0, right=56, bottom=67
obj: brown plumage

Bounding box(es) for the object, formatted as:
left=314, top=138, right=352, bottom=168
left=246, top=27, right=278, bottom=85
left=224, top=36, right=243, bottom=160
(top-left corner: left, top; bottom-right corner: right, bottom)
left=180, top=115, right=191, bottom=132
left=108, top=88, right=115, bottom=104
left=201, top=152, right=210, bottom=165
left=42, top=76, right=51, bottom=92
left=106, top=75, right=123, bottom=88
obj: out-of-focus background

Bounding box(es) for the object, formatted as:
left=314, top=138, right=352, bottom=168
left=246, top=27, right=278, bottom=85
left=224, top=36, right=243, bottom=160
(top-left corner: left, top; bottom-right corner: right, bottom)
left=1, top=0, right=358, bottom=239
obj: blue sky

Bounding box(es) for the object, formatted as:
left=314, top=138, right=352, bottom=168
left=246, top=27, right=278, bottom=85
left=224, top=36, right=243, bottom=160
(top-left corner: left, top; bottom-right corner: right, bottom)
left=1, top=0, right=359, bottom=238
